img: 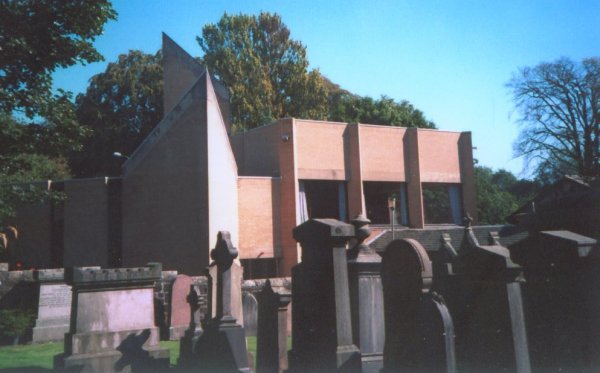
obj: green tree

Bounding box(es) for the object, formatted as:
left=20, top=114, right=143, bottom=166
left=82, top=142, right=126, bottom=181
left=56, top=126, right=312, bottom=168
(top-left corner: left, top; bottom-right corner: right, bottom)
left=0, top=0, right=116, bottom=226
left=328, top=91, right=436, bottom=128
left=0, top=0, right=117, bottom=117
left=198, top=12, right=329, bottom=131
left=507, top=57, right=600, bottom=180
left=73, top=51, right=163, bottom=177
left=474, top=166, right=541, bottom=224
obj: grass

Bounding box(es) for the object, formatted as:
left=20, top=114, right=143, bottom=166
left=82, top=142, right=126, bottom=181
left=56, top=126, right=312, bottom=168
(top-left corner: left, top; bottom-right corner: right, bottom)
left=0, top=342, right=61, bottom=370
left=0, top=337, right=260, bottom=371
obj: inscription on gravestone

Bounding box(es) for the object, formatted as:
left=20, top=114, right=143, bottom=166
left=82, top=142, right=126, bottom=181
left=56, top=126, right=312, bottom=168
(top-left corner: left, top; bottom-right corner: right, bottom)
left=39, top=284, right=71, bottom=312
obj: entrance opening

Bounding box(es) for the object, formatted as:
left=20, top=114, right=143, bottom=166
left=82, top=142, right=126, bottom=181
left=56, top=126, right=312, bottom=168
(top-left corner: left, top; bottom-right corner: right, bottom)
left=363, top=182, right=409, bottom=226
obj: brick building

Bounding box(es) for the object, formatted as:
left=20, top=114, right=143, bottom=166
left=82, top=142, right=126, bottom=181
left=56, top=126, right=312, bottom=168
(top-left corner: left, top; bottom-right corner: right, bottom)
left=8, top=34, right=477, bottom=276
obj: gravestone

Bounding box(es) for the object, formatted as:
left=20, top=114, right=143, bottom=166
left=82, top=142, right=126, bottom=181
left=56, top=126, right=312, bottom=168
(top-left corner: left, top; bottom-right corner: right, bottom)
left=452, top=226, right=530, bottom=373
left=243, top=292, right=258, bottom=336
left=347, top=214, right=385, bottom=373
left=209, top=259, right=244, bottom=328
left=55, top=264, right=170, bottom=372
left=32, top=269, right=73, bottom=343
left=169, top=274, right=193, bottom=340
left=193, top=231, right=251, bottom=372
left=288, top=218, right=361, bottom=372
left=513, top=230, right=598, bottom=371
left=381, top=238, right=456, bottom=372
left=256, top=280, right=291, bottom=373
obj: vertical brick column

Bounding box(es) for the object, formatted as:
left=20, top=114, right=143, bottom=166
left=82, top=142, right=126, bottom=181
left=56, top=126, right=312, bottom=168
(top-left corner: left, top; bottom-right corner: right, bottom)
left=347, top=123, right=365, bottom=219
left=459, top=132, right=477, bottom=224
left=404, top=128, right=424, bottom=228
left=278, top=118, right=300, bottom=276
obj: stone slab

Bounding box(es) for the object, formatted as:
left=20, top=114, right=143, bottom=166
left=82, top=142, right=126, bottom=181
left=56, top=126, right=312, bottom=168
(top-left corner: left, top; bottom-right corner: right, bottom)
left=75, top=288, right=154, bottom=333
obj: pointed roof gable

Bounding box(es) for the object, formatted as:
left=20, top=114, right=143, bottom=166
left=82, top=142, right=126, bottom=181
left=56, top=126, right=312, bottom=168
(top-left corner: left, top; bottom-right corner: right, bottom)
left=162, top=33, right=231, bottom=131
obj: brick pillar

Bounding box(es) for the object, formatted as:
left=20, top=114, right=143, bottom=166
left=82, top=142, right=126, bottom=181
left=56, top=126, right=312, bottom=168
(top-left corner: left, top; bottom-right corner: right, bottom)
left=404, top=128, right=424, bottom=228
left=459, top=132, right=477, bottom=224
left=347, top=123, right=365, bottom=219
left=278, top=119, right=299, bottom=276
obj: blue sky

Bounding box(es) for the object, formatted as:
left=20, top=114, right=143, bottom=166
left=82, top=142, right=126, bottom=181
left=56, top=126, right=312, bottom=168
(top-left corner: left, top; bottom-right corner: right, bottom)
left=52, top=0, right=600, bottom=177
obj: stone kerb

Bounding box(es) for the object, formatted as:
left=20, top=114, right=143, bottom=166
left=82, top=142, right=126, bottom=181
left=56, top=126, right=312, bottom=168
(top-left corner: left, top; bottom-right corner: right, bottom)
left=32, top=268, right=74, bottom=344
left=56, top=263, right=170, bottom=372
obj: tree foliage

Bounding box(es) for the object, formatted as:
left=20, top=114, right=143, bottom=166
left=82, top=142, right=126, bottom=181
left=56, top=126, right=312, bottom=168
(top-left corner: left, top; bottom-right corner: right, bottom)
left=328, top=91, right=436, bottom=128
left=198, top=12, right=329, bottom=131
left=0, top=0, right=117, bottom=117
left=507, top=57, right=600, bottom=180
left=475, top=166, right=541, bottom=224
left=0, top=0, right=115, bottom=226
left=73, top=50, right=163, bottom=177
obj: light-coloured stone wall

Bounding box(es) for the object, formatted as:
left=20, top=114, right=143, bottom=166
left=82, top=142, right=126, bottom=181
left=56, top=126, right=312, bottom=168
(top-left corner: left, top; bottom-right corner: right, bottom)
left=206, top=74, right=239, bottom=250
left=238, top=177, right=281, bottom=259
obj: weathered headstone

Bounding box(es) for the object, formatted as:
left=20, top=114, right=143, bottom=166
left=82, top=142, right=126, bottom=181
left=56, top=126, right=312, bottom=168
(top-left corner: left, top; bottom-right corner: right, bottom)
left=454, top=226, right=530, bottom=373
left=209, top=259, right=244, bottom=328
left=347, top=214, right=384, bottom=373
left=55, top=264, right=170, bottom=372
left=169, top=274, right=193, bottom=340
left=242, top=292, right=258, bottom=336
left=256, top=280, right=291, bottom=373
left=32, top=269, right=73, bottom=343
left=288, top=218, right=361, bottom=372
left=153, top=267, right=178, bottom=339
left=381, top=238, right=456, bottom=372
left=193, top=231, right=251, bottom=372
left=513, top=230, right=598, bottom=371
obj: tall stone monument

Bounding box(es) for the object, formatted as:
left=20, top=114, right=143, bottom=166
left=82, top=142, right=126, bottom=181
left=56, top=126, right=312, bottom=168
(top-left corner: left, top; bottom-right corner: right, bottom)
left=289, top=218, right=361, bottom=372
left=193, top=231, right=251, bottom=372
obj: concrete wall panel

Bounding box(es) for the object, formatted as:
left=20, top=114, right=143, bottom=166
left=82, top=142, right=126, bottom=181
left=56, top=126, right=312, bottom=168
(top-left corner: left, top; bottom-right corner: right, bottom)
left=63, top=178, right=110, bottom=267
left=122, top=95, right=210, bottom=275
left=230, top=124, right=280, bottom=177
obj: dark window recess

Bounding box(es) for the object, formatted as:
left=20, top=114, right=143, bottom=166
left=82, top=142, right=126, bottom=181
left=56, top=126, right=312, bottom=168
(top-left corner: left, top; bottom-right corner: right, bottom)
left=241, top=258, right=277, bottom=279
left=422, top=183, right=462, bottom=225
left=300, top=180, right=347, bottom=221
left=363, top=182, right=409, bottom=225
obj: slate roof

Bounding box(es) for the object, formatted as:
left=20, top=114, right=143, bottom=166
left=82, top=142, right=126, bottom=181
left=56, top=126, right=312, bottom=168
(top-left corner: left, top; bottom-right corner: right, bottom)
left=369, top=224, right=529, bottom=253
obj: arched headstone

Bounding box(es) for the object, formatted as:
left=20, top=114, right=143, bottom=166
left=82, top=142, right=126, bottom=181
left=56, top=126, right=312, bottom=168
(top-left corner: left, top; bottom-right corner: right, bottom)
left=243, top=292, right=258, bottom=336
left=382, top=238, right=455, bottom=373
